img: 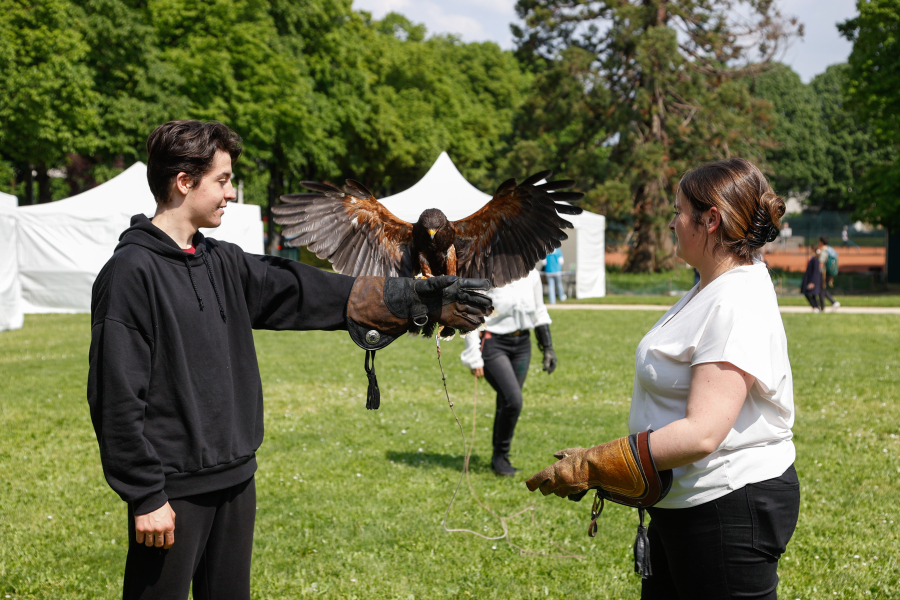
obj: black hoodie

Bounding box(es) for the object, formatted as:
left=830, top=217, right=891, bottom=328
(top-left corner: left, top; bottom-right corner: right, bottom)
left=88, top=214, right=356, bottom=514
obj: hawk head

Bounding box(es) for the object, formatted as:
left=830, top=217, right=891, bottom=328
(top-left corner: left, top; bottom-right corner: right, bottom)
left=418, top=208, right=449, bottom=240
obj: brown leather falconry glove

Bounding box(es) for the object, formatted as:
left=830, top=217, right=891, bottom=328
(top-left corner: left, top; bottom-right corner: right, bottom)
left=525, top=432, right=672, bottom=580
left=346, top=275, right=492, bottom=345
left=345, top=275, right=492, bottom=410
left=525, top=432, right=671, bottom=507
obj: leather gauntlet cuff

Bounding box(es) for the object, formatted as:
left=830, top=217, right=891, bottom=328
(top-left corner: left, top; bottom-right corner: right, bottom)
left=346, top=277, right=407, bottom=351
left=535, top=324, right=553, bottom=351
left=598, top=432, right=672, bottom=509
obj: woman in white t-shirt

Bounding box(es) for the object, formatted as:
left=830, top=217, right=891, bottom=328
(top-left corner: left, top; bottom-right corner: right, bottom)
left=526, top=158, right=800, bottom=599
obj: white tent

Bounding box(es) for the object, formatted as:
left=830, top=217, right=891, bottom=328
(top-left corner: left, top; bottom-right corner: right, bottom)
left=15, top=162, right=264, bottom=313
left=379, top=152, right=606, bottom=298
left=0, top=195, right=23, bottom=331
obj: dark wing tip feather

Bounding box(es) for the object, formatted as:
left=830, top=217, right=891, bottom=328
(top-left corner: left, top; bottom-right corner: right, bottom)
left=548, top=191, right=584, bottom=202
left=535, top=179, right=575, bottom=191
left=493, top=178, right=518, bottom=196
left=344, top=179, right=374, bottom=200
left=521, top=170, right=553, bottom=187
left=554, top=203, right=583, bottom=215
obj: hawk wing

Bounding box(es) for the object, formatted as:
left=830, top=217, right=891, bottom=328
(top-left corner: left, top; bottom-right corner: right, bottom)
left=453, top=171, right=583, bottom=288
left=272, top=180, right=415, bottom=277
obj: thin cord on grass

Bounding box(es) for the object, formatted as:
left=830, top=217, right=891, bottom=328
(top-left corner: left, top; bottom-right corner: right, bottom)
left=434, top=337, right=584, bottom=559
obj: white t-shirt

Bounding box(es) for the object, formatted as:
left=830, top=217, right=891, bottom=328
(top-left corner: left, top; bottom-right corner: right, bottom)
left=628, top=262, right=795, bottom=508
left=460, top=270, right=551, bottom=369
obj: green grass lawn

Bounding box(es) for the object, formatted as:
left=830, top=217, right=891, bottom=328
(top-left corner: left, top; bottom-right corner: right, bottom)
left=1, top=312, right=899, bottom=599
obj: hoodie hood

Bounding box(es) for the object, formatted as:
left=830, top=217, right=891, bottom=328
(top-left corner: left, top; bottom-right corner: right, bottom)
left=116, top=214, right=225, bottom=322
left=116, top=214, right=207, bottom=259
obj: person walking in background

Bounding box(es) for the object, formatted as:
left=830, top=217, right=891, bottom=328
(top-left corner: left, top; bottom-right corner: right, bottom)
left=543, top=247, right=566, bottom=304
left=780, top=221, right=792, bottom=251
left=818, top=236, right=841, bottom=311
left=460, top=269, right=557, bottom=476
left=841, top=226, right=860, bottom=251
left=801, top=246, right=823, bottom=312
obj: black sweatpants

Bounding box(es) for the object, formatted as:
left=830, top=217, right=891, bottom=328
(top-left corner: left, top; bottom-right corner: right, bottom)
left=482, top=332, right=531, bottom=456
left=642, top=465, right=800, bottom=600
left=123, top=476, right=256, bottom=600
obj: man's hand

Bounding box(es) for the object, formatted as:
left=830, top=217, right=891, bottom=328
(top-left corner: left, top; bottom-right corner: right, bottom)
left=134, top=502, right=176, bottom=549
left=471, top=367, right=484, bottom=378
left=415, top=276, right=493, bottom=333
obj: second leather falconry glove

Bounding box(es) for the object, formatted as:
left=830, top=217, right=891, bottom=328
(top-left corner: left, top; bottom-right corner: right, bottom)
left=525, top=432, right=672, bottom=578
left=345, top=275, right=493, bottom=409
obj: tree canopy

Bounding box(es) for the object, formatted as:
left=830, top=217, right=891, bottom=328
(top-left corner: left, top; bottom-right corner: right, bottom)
left=751, top=64, right=830, bottom=197
left=839, top=0, right=900, bottom=231
left=1, top=0, right=897, bottom=270
left=513, top=0, right=800, bottom=271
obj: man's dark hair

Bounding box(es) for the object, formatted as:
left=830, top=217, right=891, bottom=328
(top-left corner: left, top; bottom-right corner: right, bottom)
left=819, top=236, right=829, bottom=245
left=146, top=120, right=243, bottom=203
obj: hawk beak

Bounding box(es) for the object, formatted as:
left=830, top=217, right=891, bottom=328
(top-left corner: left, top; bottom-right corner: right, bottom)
left=428, top=229, right=436, bottom=239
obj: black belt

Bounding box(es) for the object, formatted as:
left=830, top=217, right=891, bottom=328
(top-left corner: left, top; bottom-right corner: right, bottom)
left=497, top=329, right=528, bottom=337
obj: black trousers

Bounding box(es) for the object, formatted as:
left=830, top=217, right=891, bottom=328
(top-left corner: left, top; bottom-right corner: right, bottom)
left=803, top=293, right=821, bottom=310
left=482, top=332, right=531, bottom=456
left=123, top=477, right=256, bottom=600
left=822, top=275, right=836, bottom=305
left=642, top=465, right=800, bottom=600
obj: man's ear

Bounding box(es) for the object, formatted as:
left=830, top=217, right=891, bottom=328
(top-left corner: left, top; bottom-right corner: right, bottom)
left=706, top=207, right=722, bottom=233
left=174, top=172, right=193, bottom=196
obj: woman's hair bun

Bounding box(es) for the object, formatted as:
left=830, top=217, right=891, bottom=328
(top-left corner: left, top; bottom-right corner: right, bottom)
left=747, top=190, right=785, bottom=249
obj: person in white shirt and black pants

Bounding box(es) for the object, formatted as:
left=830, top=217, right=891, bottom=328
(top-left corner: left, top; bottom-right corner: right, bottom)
left=527, top=158, right=800, bottom=599
left=461, top=269, right=557, bottom=476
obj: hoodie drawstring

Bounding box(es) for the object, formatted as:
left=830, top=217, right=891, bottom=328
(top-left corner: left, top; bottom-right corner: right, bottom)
left=184, top=256, right=204, bottom=312
left=201, top=253, right=227, bottom=323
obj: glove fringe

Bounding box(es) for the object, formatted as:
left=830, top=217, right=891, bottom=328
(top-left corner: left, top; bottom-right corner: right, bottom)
left=633, top=506, right=652, bottom=579
left=364, top=350, right=380, bottom=410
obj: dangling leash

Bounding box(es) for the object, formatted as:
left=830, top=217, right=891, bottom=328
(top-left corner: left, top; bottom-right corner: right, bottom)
left=433, top=337, right=583, bottom=559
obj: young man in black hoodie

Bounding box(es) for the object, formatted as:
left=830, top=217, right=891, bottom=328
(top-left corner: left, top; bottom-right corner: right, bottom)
left=88, top=120, right=492, bottom=600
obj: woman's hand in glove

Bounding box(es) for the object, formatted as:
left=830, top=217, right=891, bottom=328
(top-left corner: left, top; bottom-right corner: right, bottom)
left=542, top=347, right=557, bottom=374
left=525, top=433, right=671, bottom=508
left=534, top=324, right=556, bottom=374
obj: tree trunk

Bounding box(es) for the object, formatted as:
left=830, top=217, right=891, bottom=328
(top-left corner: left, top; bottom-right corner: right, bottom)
left=624, top=0, right=675, bottom=273
left=267, top=163, right=284, bottom=255
left=36, top=163, right=52, bottom=203
left=624, top=176, right=675, bottom=272
left=22, top=163, right=34, bottom=205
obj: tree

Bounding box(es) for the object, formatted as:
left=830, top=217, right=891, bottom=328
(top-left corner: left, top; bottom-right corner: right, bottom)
left=136, top=0, right=324, bottom=251
left=809, top=63, right=896, bottom=211
left=69, top=0, right=188, bottom=191
left=0, top=0, right=99, bottom=203
left=839, top=0, right=900, bottom=232
left=289, top=10, right=528, bottom=196
left=501, top=47, right=625, bottom=228
left=751, top=64, right=830, bottom=197
left=514, top=0, right=800, bottom=271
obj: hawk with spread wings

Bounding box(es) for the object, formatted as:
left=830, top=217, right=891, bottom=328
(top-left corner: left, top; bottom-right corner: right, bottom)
left=271, top=170, right=583, bottom=289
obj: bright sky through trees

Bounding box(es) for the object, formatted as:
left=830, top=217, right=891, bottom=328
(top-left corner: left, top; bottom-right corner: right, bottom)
left=353, top=0, right=856, bottom=82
